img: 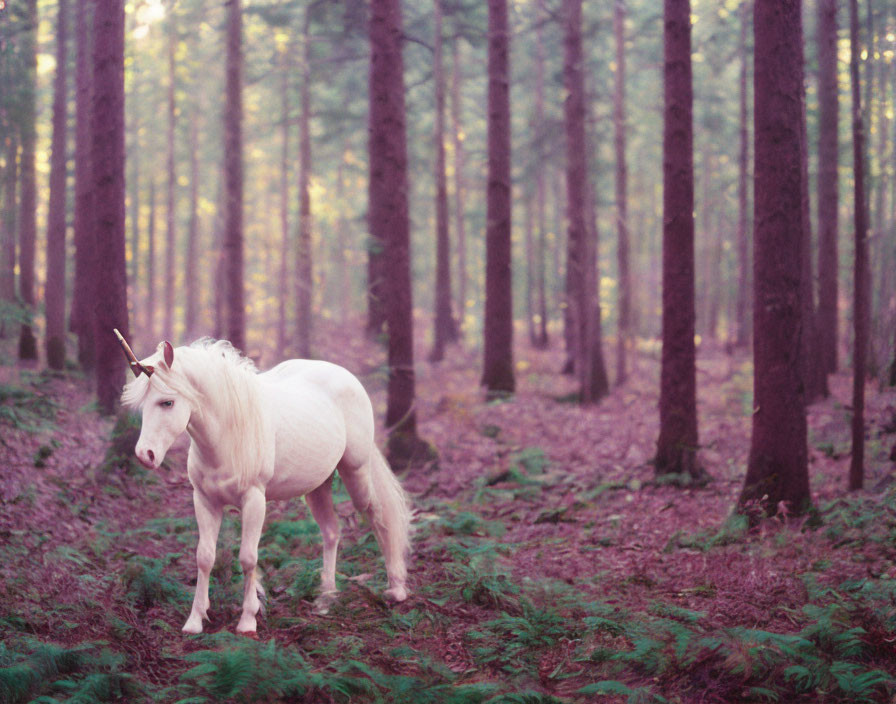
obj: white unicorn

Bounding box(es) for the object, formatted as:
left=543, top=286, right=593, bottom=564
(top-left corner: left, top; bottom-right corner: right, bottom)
left=116, top=331, right=411, bottom=634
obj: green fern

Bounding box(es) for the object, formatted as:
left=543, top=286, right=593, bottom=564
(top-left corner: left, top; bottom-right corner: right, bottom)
left=122, top=553, right=189, bottom=609
left=485, top=692, right=569, bottom=704
left=578, top=680, right=667, bottom=703
left=182, top=639, right=374, bottom=702
left=0, top=641, right=138, bottom=704
left=829, top=662, right=893, bottom=703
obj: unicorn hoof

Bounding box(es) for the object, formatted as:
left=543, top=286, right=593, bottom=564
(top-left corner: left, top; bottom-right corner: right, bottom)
left=313, top=591, right=338, bottom=615
left=236, top=621, right=257, bottom=634
left=182, top=617, right=204, bottom=635
left=384, top=585, right=408, bottom=603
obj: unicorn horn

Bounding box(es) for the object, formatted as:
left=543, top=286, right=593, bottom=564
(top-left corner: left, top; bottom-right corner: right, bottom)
left=113, top=329, right=155, bottom=378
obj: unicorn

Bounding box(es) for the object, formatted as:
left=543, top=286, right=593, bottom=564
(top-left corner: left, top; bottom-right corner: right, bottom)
left=115, top=330, right=411, bottom=634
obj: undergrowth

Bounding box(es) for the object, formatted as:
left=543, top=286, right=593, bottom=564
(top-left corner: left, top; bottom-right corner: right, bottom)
left=4, top=435, right=896, bottom=702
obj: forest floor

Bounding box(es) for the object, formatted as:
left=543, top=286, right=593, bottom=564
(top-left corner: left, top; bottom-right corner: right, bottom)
left=2, top=324, right=896, bottom=703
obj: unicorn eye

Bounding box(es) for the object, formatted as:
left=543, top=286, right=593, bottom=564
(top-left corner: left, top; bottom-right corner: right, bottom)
left=159, top=400, right=175, bottom=408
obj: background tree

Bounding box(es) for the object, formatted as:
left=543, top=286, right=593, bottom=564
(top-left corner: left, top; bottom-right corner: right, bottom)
left=45, top=0, right=69, bottom=370
left=733, top=0, right=751, bottom=349
left=17, top=0, right=38, bottom=361
left=613, top=0, right=631, bottom=384
left=92, top=0, right=129, bottom=414
left=563, top=0, right=608, bottom=404
left=1, top=135, right=17, bottom=319
left=295, top=9, right=313, bottom=359
left=481, top=0, right=515, bottom=398
left=71, top=0, right=95, bottom=371
left=450, top=36, right=468, bottom=338
left=223, top=0, right=245, bottom=350
left=369, top=0, right=431, bottom=467
left=816, top=0, right=839, bottom=377
left=429, top=0, right=457, bottom=363
left=656, top=0, right=701, bottom=478
left=163, top=21, right=177, bottom=338
left=848, top=0, right=869, bottom=491
left=739, top=0, right=809, bottom=515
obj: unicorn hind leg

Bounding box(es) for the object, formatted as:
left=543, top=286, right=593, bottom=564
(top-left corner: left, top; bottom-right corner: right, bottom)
left=338, top=448, right=411, bottom=601
left=305, top=475, right=341, bottom=613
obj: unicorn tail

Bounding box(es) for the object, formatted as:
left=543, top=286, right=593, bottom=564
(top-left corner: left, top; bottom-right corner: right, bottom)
left=369, top=446, right=412, bottom=593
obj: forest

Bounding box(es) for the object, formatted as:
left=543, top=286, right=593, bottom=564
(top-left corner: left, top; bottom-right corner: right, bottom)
left=2, top=0, right=896, bottom=701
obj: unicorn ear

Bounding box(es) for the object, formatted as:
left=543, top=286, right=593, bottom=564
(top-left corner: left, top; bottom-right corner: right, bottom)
left=163, top=341, right=174, bottom=369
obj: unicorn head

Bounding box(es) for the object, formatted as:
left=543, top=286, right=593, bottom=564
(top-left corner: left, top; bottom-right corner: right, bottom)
left=118, top=332, right=193, bottom=470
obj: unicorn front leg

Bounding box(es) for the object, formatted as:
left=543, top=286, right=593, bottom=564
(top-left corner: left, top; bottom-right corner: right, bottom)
left=236, top=486, right=267, bottom=633
left=184, top=490, right=223, bottom=634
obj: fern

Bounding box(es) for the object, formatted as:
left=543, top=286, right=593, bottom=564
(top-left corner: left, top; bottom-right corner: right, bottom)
left=829, top=662, right=893, bottom=703
left=485, top=692, right=569, bottom=704
left=0, top=641, right=138, bottom=704
left=468, top=603, right=568, bottom=671
left=182, top=639, right=374, bottom=702
left=121, top=553, right=189, bottom=609
left=578, top=680, right=667, bottom=703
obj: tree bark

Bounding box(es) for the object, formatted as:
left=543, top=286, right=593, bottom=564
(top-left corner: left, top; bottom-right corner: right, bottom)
left=369, top=0, right=431, bottom=468
left=613, top=0, right=631, bottom=383
left=1, top=135, right=17, bottom=308
left=656, top=0, right=701, bottom=477
left=92, top=0, right=129, bottom=414
left=71, top=0, right=95, bottom=370
left=164, top=25, right=177, bottom=339
left=530, top=0, right=549, bottom=350
left=277, top=41, right=291, bottom=354
left=45, top=0, right=70, bottom=370
left=848, top=0, right=869, bottom=491
left=430, top=0, right=457, bottom=362
left=800, top=57, right=827, bottom=403
left=223, top=0, right=245, bottom=350
left=817, top=0, right=838, bottom=376
left=481, top=0, right=515, bottom=397
left=184, top=110, right=200, bottom=339
left=296, top=11, right=313, bottom=359
left=739, top=0, right=809, bottom=515
left=451, top=37, right=468, bottom=338
left=18, top=0, right=38, bottom=361
left=734, top=0, right=751, bottom=349
left=146, top=180, right=156, bottom=339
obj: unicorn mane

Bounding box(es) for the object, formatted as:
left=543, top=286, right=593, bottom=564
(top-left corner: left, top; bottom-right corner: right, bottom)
left=122, top=338, right=266, bottom=491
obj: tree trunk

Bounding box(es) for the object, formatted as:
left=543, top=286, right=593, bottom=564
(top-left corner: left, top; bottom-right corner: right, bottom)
left=430, top=0, right=457, bottom=362
left=739, top=0, right=809, bottom=516
left=564, top=0, right=608, bottom=402
left=277, top=41, right=290, bottom=354
left=146, top=180, right=156, bottom=339
left=800, top=61, right=827, bottom=403
left=18, top=0, right=38, bottom=361
left=92, top=0, right=129, bottom=414
left=614, top=0, right=631, bottom=384
left=71, top=0, right=95, bottom=370
left=481, top=0, right=515, bottom=397
left=164, top=26, right=177, bottom=339
left=734, top=0, right=751, bottom=349
left=451, top=37, right=467, bottom=337
left=817, top=0, right=838, bottom=376
left=296, top=12, right=313, bottom=359
left=45, top=0, right=70, bottom=370
left=184, top=110, right=200, bottom=339
left=369, top=0, right=432, bottom=468
left=1, top=135, right=17, bottom=308
left=656, top=0, right=701, bottom=477
left=848, top=0, right=869, bottom=491
left=224, top=0, right=245, bottom=350
left=529, top=0, right=549, bottom=350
